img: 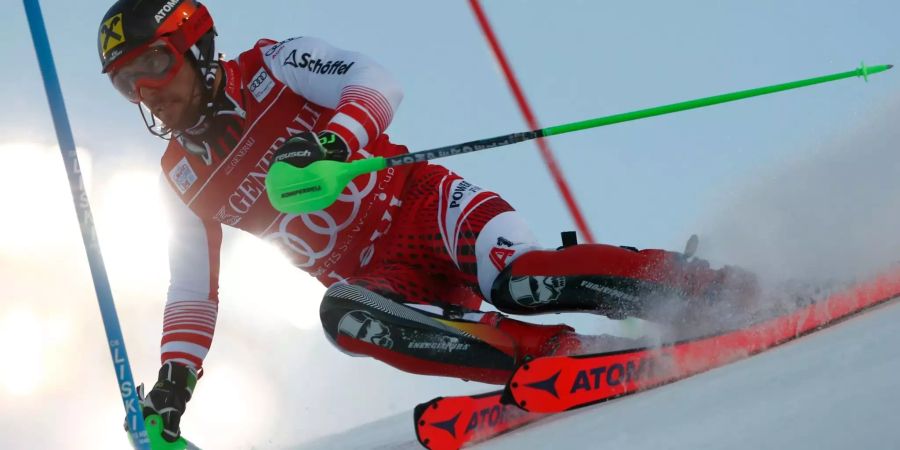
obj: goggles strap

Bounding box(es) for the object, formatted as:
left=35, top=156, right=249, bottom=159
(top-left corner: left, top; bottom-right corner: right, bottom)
left=168, top=4, right=213, bottom=53
left=182, top=30, right=219, bottom=135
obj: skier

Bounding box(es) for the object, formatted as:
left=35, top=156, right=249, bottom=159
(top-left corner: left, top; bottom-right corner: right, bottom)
left=98, top=0, right=757, bottom=442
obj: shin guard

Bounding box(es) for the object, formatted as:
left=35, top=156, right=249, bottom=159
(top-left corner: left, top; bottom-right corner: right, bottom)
left=320, top=284, right=596, bottom=384
left=489, top=244, right=754, bottom=321
left=320, top=284, right=521, bottom=384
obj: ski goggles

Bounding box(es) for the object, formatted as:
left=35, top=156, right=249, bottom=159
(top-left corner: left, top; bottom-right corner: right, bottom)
left=108, top=39, right=185, bottom=103
left=105, top=4, right=213, bottom=103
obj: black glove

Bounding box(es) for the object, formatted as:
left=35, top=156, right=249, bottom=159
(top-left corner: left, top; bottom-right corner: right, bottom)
left=273, top=130, right=350, bottom=168
left=140, top=361, right=198, bottom=443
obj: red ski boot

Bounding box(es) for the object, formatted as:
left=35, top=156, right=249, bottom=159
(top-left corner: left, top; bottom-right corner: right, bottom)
left=480, top=312, right=583, bottom=363
left=491, top=242, right=761, bottom=325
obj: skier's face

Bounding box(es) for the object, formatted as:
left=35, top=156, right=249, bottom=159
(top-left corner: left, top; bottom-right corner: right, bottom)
left=137, top=57, right=204, bottom=131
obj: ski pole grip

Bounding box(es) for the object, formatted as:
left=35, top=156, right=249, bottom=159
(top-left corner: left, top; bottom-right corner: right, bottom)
left=129, top=414, right=187, bottom=450
left=266, top=157, right=387, bottom=213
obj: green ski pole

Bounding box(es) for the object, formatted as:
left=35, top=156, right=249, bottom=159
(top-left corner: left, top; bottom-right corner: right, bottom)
left=267, top=62, right=891, bottom=214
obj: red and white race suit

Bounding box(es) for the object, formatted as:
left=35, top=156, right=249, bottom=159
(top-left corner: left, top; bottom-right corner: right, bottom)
left=159, top=36, right=540, bottom=369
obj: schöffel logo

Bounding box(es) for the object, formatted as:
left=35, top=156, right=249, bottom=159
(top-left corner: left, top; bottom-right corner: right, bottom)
left=154, top=0, right=182, bottom=23
left=283, top=49, right=355, bottom=75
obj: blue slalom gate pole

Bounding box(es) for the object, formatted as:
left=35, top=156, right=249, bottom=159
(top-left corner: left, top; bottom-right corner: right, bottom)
left=22, top=1, right=150, bottom=448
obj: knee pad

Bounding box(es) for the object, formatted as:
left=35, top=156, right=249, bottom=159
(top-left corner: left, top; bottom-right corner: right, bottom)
left=319, top=284, right=404, bottom=356
left=488, top=244, right=671, bottom=317
left=319, top=283, right=519, bottom=383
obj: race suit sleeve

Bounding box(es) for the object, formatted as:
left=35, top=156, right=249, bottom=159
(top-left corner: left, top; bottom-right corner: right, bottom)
left=261, top=36, right=403, bottom=154
left=160, top=181, right=223, bottom=370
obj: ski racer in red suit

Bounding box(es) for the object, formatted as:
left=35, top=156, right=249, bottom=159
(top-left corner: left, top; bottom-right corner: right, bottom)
left=98, top=0, right=757, bottom=442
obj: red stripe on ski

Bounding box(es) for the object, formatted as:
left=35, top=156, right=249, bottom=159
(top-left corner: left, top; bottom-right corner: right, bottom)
left=508, top=268, right=900, bottom=413
left=414, top=390, right=546, bottom=450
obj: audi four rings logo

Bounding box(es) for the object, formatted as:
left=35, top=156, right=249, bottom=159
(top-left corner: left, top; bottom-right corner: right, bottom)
left=249, top=71, right=269, bottom=91
left=265, top=149, right=379, bottom=270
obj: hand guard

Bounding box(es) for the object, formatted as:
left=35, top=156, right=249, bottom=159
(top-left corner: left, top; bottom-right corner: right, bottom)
left=140, top=361, right=198, bottom=443
left=273, top=130, right=350, bottom=168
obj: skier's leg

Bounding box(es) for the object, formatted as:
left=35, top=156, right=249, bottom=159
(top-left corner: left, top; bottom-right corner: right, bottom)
left=318, top=282, right=589, bottom=384
left=378, top=165, right=599, bottom=353
left=318, top=164, right=652, bottom=382
left=394, top=165, right=758, bottom=323
left=488, top=244, right=759, bottom=323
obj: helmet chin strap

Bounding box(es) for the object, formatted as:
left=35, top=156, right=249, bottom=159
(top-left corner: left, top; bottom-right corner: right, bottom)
left=181, top=32, right=219, bottom=136
left=169, top=73, right=214, bottom=163
left=182, top=67, right=213, bottom=134
left=142, top=30, right=219, bottom=141
left=175, top=57, right=218, bottom=164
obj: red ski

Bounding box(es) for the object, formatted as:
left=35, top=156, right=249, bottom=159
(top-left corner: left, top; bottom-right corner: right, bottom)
left=414, top=390, right=547, bottom=450
left=507, top=267, right=900, bottom=413
left=414, top=267, right=900, bottom=449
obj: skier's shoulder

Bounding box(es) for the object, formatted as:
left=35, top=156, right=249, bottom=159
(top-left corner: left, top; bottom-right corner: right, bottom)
left=236, top=36, right=326, bottom=66
left=249, top=35, right=372, bottom=73
left=230, top=36, right=324, bottom=83
left=250, top=36, right=338, bottom=58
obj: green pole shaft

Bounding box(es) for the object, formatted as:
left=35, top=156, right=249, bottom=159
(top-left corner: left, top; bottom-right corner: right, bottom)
left=384, top=63, right=891, bottom=168
left=543, top=64, right=892, bottom=138
left=268, top=63, right=892, bottom=214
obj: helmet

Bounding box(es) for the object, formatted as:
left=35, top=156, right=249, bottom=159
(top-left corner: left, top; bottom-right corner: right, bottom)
left=98, top=0, right=217, bottom=106
left=98, top=0, right=214, bottom=72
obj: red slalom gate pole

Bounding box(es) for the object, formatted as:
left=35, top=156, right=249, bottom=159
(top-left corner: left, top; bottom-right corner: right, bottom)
left=468, top=0, right=596, bottom=243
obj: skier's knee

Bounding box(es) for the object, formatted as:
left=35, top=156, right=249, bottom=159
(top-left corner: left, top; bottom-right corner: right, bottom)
left=488, top=249, right=573, bottom=315
left=320, top=284, right=521, bottom=383
left=320, top=284, right=370, bottom=356
left=319, top=284, right=400, bottom=357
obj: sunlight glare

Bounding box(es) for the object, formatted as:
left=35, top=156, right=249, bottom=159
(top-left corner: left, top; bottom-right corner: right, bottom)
left=0, top=309, right=46, bottom=396
left=0, top=142, right=92, bottom=257
left=221, top=233, right=325, bottom=330
left=96, top=169, right=170, bottom=294
left=189, top=363, right=276, bottom=448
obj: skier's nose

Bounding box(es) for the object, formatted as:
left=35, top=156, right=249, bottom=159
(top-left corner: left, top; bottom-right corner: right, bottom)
left=139, top=85, right=157, bottom=101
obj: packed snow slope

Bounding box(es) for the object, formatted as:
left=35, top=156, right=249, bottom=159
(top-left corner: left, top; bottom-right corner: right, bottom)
left=296, top=297, right=900, bottom=450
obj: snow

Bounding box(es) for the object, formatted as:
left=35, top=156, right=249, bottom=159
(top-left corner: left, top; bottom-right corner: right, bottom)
left=296, top=297, right=900, bottom=449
